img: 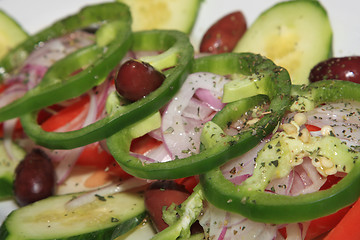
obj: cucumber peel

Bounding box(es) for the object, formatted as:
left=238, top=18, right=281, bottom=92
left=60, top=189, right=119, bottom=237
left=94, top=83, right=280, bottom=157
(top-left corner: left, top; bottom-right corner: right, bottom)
left=234, top=0, right=332, bottom=85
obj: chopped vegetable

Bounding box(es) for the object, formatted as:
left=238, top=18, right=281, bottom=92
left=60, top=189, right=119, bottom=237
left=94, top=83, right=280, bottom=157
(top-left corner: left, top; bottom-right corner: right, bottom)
left=0, top=2, right=132, bottom=122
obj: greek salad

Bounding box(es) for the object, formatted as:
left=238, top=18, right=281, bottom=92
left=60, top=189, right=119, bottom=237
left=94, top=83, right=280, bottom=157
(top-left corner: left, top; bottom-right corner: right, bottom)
left=0, top=0, right=360, bottom=239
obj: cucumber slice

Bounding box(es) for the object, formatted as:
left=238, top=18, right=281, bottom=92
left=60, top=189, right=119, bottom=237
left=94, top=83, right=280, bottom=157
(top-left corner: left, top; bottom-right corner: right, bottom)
left=234, top=0, right=332, bottom=85
left=116, top=0, right=201, bottom=33
left=115, top=219, right=156, bottom=240
left=0, top=191, right=146, bottom=240
left=0, top=140, right=26, bottom=199
left=0, top=10, right=28, bottom=59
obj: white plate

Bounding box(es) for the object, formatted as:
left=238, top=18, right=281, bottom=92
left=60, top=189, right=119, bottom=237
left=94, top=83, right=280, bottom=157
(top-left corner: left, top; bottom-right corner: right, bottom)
left=0, top=0, right=359, bottom=225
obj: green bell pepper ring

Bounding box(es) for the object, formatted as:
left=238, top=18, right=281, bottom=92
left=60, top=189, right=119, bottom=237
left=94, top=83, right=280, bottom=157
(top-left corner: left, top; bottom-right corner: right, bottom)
left=20, top=30, right=194, bottom=149
left=200, top=79, right=360, bottom=224
left=106, top=53, right=292, bottom=179
left=0, top=2, right=132, bottom=122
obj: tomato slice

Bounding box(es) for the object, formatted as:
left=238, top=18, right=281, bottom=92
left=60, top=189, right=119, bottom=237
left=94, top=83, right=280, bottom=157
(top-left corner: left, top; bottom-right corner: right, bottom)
left=144, top=181, right=190, bottom=232
left=320, top=174, right=343, bottom=191
left=76, top=142, right=114, bottom=169
left=175, top=176, right=199, bottom=193
left=304, top=174, right=349, bottom=239
left=130, top=134, right=162, bottom=154
left=305, top=206, right=351, bottom=240
left=279, top=174, right=349, bottom=239
left=0, top=83, right=7, bottom=94
left=76, top=141, right=133, bottom=180
left=106, top=162, right=133, bottom=180
left=40, top=95, right=89, bottom=132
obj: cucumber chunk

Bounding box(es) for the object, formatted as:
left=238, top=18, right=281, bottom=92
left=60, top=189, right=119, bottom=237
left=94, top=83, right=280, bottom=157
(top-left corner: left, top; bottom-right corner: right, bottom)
left=234, top=0, right=332, bottom=85
left=116, top=0, right=201, bottom=33
left=0, top=191, right=146, bottom=240
left=0, top=140, right=26, bottom=199
left=115, top=219, right=156, bottom=240
left=0, top=10, right=28, bottom=59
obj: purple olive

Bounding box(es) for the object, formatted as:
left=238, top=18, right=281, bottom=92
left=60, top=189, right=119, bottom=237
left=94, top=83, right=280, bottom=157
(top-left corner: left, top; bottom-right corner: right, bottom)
left=13, top=149, right=55, bottom=206
left=115, top=59, right=165, bottom=102
left=309, top=56, right=360, bottom=84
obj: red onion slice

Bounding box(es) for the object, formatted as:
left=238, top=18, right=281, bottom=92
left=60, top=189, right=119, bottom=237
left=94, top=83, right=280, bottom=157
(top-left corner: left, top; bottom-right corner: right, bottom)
left=182, top=98, right=215, bottom=121
left=81, top=91, right=97, bottom=128
left=291, top=158, right=326, bottom=196
left=161, top=72, right=229, bottom=159
left=0, top=84, right=28, bottom=108
left=3, top=119, right=18, bottom=160
left=195, top=88, right=226, bottom=111
left=221, top=141, right=265, bottom=185
left=0, top=31, right=95, bottom=111
left=199, top=203, right=277, bottom=240
left=54, top=147, right=83, bottom=184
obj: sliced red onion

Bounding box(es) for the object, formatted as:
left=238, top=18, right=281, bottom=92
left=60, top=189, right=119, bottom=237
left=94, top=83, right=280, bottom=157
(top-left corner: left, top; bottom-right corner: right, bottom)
left=306, top=101, right=360, bottom=126
left=39, top=147, right=84, bottom=184
left=199, top=203, right=277, bottom=240
left=0, top=31, right=95, bottom=112
left=217, top=212, right=230, bottom=240
left=0, top=84, right=28, bottom=108
left=305, top=101, right=360, bottom=145
left=266, top=171, right=294, bottom=195
left=22, top=64, right=48, bottom=89
left=65, top=178, right=148, bottom=210
left=182, top=98, right=215, bottom=121
left=161, top=72, right=229, bottom=159
left=195, top=88, right=226, bottom=111
left=81, top=92, right=97, bottom=128
left=284, top=222, right=309, bottom=240
left=3, top=119, right=18, bottom=161
left=221, top=141, right=265, bottom=184
left=55, top=147, right=83, bottom=184
left=142, top=144, right=172, bottom=163
left=199, top=203, right=228, bottom=240
left=148, top=128, right=163, bottom=141
left=24, top=31, right=95, bottom=67
left=95, top=80, right=114, bottom=119
left=291, top=158, right=326, bottom=196
left=130, top=152, right=157, bottom=163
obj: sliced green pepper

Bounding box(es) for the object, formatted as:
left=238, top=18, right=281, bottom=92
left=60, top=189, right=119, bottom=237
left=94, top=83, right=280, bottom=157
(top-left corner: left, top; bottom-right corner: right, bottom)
left=20, top=30, right=194, bottom=149
left=106, top=53, right=292, bottom=179
left=200, top=79, right=360, bottom=224
left=0, top=2, right=132, bottom=122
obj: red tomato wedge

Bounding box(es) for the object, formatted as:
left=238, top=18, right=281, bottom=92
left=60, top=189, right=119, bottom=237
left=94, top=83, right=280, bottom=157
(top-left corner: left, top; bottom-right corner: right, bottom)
left=305, top=206, right=351, bottom=240
left=304, top=175, right=348, bottom=239
left=144, top=181, right=190, bottom=232
left=76, top=142, right=114, bottom=169
left=0, top=83, right=8, bottom=94
left=106, top=162, right=133, bottom=180
left=324, top=198, right=360, bottom=240
left=278, top=175, right=349, bottom=239
left=40, top=95, right=89, bottom=132
left=175, top=176, right=199, bottom=193
left=130, top=134, right=162, bottom=154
